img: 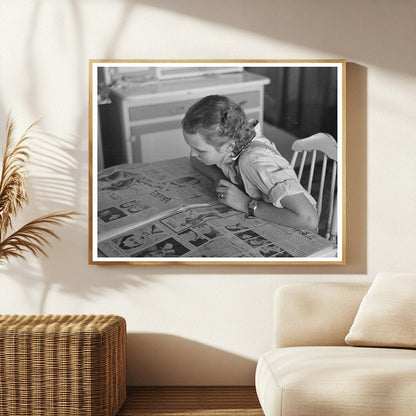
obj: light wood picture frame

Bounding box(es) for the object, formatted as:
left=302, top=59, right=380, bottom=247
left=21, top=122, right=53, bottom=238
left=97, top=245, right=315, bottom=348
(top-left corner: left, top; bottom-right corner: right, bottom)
left=89, top=60, right=346, bottom=265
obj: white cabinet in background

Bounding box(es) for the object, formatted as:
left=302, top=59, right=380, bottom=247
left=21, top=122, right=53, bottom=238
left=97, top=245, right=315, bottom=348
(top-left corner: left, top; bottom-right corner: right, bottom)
left=104, top=71, right=270, bottom=165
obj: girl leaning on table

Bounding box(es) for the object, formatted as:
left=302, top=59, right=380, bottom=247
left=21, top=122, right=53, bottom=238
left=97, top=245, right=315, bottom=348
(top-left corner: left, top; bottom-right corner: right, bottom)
left=181, top=94, right=318, bottom=230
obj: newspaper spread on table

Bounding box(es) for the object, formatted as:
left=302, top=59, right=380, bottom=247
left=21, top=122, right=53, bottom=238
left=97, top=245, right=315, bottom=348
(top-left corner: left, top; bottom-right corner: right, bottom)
left=97, top=157, right=336, bottom=258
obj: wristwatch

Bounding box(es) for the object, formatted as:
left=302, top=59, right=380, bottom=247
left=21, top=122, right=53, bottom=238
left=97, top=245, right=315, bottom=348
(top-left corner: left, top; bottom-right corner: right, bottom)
left=247, top=199, right=258, bottom=217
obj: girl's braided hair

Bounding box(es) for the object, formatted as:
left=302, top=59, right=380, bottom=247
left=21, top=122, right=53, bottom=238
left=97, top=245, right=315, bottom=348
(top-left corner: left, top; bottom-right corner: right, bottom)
left=182, top=95, right=256, bottom=158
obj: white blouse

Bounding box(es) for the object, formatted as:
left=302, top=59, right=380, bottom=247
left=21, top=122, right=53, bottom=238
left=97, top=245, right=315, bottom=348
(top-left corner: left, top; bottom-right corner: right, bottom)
left=218, top=128, right=316, bottom=209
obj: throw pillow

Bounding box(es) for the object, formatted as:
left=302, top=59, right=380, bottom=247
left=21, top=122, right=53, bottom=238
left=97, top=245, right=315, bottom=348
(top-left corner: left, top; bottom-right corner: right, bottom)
left=345, top=272, right=416, bottom=348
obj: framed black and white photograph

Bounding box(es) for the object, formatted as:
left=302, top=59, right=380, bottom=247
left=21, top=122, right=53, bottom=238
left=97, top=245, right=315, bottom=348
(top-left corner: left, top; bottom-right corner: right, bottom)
left=89, top=60, right=345, bottom=265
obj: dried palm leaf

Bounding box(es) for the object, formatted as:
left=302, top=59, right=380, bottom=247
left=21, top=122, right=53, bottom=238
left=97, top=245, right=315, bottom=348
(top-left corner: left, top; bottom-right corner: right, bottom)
left=0, top=212, right=78, bottom=265
left=0, top=116, right=37, bottom=238
left=0, top=115, right=79, bottom=264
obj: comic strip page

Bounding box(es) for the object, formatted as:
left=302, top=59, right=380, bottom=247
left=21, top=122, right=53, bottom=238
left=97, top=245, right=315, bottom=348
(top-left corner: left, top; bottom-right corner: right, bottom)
left=98, top=203, right=334, bottom=259
left=97, top=158, right=215, bottom=242
left=97, top=157, right=335, bottom=258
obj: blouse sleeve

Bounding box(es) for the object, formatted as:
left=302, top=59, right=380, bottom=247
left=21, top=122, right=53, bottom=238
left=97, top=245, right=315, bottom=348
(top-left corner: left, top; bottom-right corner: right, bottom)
left=239, top=152, right=316, bottom=209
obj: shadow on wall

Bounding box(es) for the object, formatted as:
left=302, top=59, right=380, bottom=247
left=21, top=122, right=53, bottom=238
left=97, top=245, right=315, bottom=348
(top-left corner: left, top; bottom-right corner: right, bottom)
left=0, top=1, right=89, bottom=309
left=0, top=2, right=147, bottom=310
left=127, top=333, right=257, bottom=386
left=344, top=63, right=368, bottom=275
left=135, top=0, right=413, bottom=76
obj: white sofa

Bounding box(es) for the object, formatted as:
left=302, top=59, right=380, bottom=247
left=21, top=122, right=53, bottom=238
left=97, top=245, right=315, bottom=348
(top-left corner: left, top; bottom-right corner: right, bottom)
left=255, top=281, right=416, bottom=416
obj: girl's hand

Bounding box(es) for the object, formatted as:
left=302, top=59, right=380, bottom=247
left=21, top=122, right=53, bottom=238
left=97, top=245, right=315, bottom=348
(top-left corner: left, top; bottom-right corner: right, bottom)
left=216, top=179, right=250, bottom=213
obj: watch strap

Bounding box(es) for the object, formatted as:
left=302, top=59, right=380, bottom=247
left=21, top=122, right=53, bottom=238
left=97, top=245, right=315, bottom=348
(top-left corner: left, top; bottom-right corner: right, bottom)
left=248, top=199, right=258, bottom=217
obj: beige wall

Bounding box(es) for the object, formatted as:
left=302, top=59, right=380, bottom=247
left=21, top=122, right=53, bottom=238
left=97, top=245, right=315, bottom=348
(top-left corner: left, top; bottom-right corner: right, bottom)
left=0, top=0, right=415, bottom=385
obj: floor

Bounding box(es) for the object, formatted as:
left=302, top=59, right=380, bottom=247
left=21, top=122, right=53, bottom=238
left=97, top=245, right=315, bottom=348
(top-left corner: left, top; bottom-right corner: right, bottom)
left=116, top=386, right=264, bottom=416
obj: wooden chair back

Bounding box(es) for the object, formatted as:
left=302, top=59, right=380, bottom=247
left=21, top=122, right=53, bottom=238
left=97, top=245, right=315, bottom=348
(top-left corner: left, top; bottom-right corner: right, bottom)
left=290, top=133, right=338, bottom=240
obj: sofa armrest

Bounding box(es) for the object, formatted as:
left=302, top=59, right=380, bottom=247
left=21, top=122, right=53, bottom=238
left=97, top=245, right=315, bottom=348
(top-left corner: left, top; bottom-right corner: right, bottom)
left=273, top=282, right=370, bottom=348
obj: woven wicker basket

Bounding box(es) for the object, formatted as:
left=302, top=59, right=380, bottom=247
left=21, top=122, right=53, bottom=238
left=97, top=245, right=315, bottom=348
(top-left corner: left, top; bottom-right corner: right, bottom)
left=0, top=314, right=126, bottom=416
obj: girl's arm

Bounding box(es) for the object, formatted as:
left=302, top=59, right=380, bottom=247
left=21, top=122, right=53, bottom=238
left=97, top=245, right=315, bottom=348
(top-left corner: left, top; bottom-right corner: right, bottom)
left=190, top=155, right=227, bottom=186
left=216, top=179, right=319, bottom=230
left=255, top=193, right=319, bottom=230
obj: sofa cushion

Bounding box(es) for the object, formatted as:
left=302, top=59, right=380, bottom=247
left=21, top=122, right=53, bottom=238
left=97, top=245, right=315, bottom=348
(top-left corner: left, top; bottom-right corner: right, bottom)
left=274, top=282, right=370, bottom=348
left=345, top=272, right=416, bottom=348
left=255, top=346, right=416, bottom=416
